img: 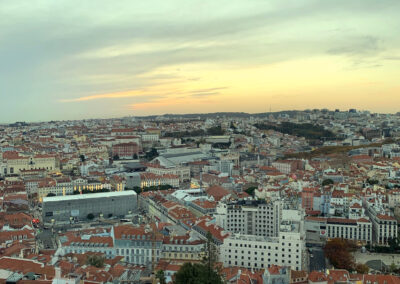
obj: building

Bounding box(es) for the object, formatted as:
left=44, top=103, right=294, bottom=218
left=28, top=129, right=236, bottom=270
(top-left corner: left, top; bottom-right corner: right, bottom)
left=42, top=191, right=137, bottom=223
left=3, top=153, right=59, bottom=176
left=112, top=142, right=139, bottom=159
left=113, top=224, right=162, bottom=265
left=370, top=214, right=398, bottom=245
left=305, top=216, right=372, bottom=244
left=220, top=221, right=304, bottom=271
left=215, top=199, right=281, bottom=237
left=146, top=163, right=190, bottom=183
left=272, top=160, right=302, bottom=175
left=161, top=234, right=205, bottom=261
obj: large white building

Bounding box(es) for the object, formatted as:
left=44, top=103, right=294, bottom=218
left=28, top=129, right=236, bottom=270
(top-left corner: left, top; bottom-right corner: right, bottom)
left=220, top=221, right=304, bottom=271
left=305, top=216, right=373, bottom=244
left=366, top=198, right=398, bottom=245
left=215, top=199, right=281, bottom=237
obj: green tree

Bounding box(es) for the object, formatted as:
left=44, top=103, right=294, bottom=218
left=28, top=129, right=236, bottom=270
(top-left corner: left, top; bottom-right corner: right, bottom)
left=145, top=148, right=159, bottom=161
left=389, top=262, right=397, bottom=273
left=87, top=213, right=95, bottom=220
left=367, top=178, right=379, bottom=185
left=174, top=263, right=223, bottom=284
left=113, top=154, right=120, bottom=160
left=47, top=193, right=56, bottom=197
left=133, top=153, right=138, bottom=159
left=86, top=255, right=105, bottom=268
left=207, top=125, right=224, bottom=135
left=388, top=237, right=400, bottom=252
left=322, top=179, right=334, bottom=186
left=79, top=154, right=85, bottom=162
left=155, top=270, right=166, bottom=284
left=244, top=186, right=257, bottom=196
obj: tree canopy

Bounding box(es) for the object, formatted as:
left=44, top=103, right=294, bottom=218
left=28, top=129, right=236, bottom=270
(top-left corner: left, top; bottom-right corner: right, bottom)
left=86, top=255, right=104, bottom=268
left=174, top=262, right=223, bottom=284
left=175, top=231, right=223, bottom=284
left=322, top=179, right=334, bottom=186
left=254, top=122, right=336, bottom=141
left=324, top=238, right=355, bottom=270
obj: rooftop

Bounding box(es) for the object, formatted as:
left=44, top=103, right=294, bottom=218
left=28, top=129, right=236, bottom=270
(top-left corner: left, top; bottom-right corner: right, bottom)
left=43, top=190, right=136, bottom=202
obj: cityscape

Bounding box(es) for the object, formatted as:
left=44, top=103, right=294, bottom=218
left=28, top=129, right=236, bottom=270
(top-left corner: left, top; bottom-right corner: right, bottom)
left=0, top=110, right=400, bottom=283
left=2, top=1, right=400, bottom=284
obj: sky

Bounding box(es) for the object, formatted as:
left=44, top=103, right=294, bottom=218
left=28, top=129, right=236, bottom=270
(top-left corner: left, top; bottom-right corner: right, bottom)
left=1, top=0, right=400, bottom=122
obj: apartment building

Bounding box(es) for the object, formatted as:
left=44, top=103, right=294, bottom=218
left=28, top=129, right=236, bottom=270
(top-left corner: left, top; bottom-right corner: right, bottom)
left=215, top=199, right=281, bottom=237
left=370, top=213, right=398, bottom=245
left=220, top=221, right=304, bottom=271
left=161, top=234, right=205, bottom=261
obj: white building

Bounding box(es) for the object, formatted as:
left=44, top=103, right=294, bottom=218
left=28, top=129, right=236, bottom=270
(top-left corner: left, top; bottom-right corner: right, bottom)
left=215, top=199, right=281, bottom=237
left=220, top=221, right=304, bottom=271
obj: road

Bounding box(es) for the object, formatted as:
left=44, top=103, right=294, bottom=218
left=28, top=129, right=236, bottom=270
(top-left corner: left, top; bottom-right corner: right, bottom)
left=309, top=247, right=326, bottom=272
left=36, top=228, right=56, bottom=249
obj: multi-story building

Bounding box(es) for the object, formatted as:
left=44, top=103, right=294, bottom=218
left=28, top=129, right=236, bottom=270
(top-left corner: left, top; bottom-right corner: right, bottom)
left=220, top=221, right=304, bottom=271
left=366, top=199, right=398, bottom=245
left=370, top=213, right=398, bottom=245
left=305, top=216, right=372, bottom=244
left=272, top=160, right=302, bottom=175
left=161, top=234, right=205, bottom=261
left=215, top=199, right=281, bottom=237
left=140, top=172, right=180, bottom=188
left=61, top=224, right=163, bottom=266
left=327, top=218, right=372, bottom=244
left=3, top=153, right=59, bottom=176
left=146, top=164, right=190, bottom=183
left=42, top=191, right=137, bottom=223
left=112, top=142, right=139, bottom=159
left=113, top=224, right=162, bottom=265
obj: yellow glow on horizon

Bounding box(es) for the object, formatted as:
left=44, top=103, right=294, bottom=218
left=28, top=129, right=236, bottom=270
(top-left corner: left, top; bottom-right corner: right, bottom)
left=64, top=55, right=400, bottom=114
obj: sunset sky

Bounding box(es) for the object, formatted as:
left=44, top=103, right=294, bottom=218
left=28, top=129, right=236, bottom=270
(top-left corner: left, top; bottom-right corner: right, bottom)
left=1, top=0, right=400, bottom=122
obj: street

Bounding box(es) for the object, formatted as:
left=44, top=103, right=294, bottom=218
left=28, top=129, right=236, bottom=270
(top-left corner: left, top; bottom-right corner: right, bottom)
left=309, top=247, right=326, bottom=272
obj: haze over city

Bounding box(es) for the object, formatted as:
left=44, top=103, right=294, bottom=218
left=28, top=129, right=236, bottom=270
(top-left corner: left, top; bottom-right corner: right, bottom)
left=1, top=0, right=400, bottom=123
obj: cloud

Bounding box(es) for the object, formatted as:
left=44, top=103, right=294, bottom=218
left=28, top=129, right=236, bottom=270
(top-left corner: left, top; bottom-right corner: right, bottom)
left=1, top=0, right=400, bottom=120
left=327, top=36, right=382, bottom=57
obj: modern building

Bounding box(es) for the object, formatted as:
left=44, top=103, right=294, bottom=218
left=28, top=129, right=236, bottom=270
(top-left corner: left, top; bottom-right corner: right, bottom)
left=305, top=216, right=372, bottom=244
left=215, top=199, right=281, bottom=237
left=42, top=191, right=137, bottom=223
left=220, top=221, right=304, bottom=271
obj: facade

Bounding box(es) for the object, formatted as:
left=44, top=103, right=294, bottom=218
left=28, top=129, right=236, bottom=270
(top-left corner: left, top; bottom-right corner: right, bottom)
left=305, top=216, right=372, bottom=244
left=161, top=235, right=204, bottom=261
left=220, top=221, right=304, bottom=271
left=113, top=225, right=162, bottom=266
left=215, top=199, right=281, bottom=237
left=112, top=142, right=139, bottom=159
left=146, top=164, right=190, bottom=183
left=42, top=191, right=137, bottom=223
left=370, top=214, right=398, bottom=245
left=3, top=154, right=59, bottom=176
left=140, top=172, right=180, bottom=188
left=327, top=218, right=372, bottom=243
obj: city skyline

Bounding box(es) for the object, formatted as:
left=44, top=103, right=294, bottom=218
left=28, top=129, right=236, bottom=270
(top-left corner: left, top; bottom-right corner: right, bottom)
left=1, top=0, right=400, bottom=122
